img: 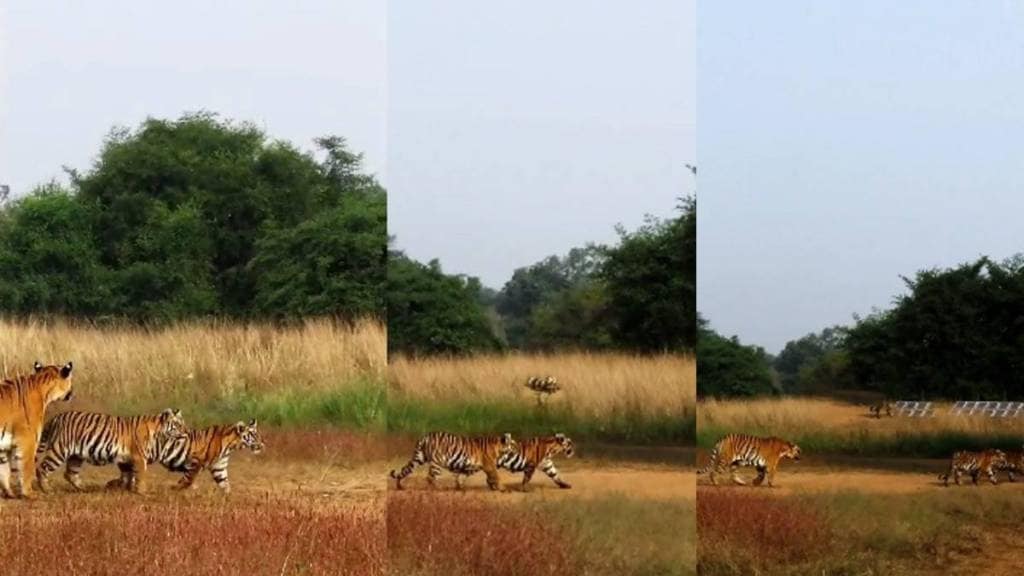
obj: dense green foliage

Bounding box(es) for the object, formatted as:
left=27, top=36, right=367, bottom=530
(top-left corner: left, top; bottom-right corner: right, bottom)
left=493, top=199, right=695, bottom=353
left=386, top=252, right=501, bottom=356
left=0, top=113, right=385, bottom=321
left=771, top=256, right=1024, bottom=399
left=697, top=318, right=775, bottom=397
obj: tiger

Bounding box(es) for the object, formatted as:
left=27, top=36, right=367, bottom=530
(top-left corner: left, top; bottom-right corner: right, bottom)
left=390, top=432, right=517, bottom=491
left=0, top=361, right=75, bottom=499
left=35, top=408, right=187, bottom=494
left=106, top=419, right=264, bottom=494
left=497, top=433, right=575, bottom=490
left=939, top=449, right=1008, bottom=486
left=697, top=434, right=802, bottom=487
left=997, top=448, right=1024, bottom=482
left=868, top=401, right=894, bottom=418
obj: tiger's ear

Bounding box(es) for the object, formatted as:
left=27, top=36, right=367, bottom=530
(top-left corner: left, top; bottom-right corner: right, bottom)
left=248, top=418, right=258, bottom=428
left=60, top=362, right=73, bottom=378
left=235, top=422, right=246, bottom=434
left=33, top=361, right=43, bottom=373
left=554, top=433, right=566, bottom=442
left=502, top=432, right=513, bottom=445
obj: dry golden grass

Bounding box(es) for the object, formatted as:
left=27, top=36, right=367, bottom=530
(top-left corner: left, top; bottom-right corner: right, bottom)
left=0, top=318, right=385, bottom=407
left=389, top=352, right=695, bottom=420
left=699, top=397, right=1024, bottom=438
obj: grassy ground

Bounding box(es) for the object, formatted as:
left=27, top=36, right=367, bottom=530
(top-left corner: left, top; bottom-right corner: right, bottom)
left=0, top=318, right=387, bottom=428
left=389, top=353, right=694, bottom=444
left=698, top=397, right=1024, bottom=458
left=698, top=487, right=1024, bottom=575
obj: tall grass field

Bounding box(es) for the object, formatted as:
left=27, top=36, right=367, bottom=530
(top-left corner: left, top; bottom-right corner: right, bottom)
left=698, top=397, right=1024, bottom=458
left=0, top=318, right=387, bottom=428
left=388, top=353, right=695, bottom=444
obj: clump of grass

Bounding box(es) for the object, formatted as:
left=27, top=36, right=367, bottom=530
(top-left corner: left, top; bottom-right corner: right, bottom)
left=0, top=496, right=385, bottom=576
left=699, top=397, right=1024, bottom=458
left=387, top=493, right=577, bottom=576
left=389, top=353, right=694, bottom=444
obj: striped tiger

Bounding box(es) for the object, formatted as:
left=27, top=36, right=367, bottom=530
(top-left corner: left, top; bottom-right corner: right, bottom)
left=107, top=419, right=264, bottom=493
left=35, top=408, right=187, bottom=494
left=390, top=431, right=517, bottom=491
left=697, top=434, right=802, bottom=487
left=498, top=433, right=575, bottom=490
left=868, top=401, right=894, bottom=418
left=998, top=449, right=1024, bottom=482
left=939, top=449, right=1008, bottom=486
left=0, top=361, right=75, bottom=499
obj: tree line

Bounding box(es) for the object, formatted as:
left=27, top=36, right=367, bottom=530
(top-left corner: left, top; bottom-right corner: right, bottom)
left=0, top=113, right=386, bottom=322
left=700, top=255, right=1024, bottom=399
left=388, top=197, right=695, bottom=356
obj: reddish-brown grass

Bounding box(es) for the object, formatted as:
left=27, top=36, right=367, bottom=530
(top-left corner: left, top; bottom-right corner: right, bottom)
left=387, top=492, right=577, bottom=576
left=697, top=489, right=831, bottom=566
left=0, top=495, right=385, bottom=576
left=266, top=427, right=388, bottom=465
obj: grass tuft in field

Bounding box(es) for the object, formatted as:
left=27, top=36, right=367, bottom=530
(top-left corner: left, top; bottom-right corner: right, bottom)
left=389, top=353, right=694, bottom=444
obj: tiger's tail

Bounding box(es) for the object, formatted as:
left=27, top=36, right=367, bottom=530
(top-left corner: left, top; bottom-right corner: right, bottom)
left=390, top=436, right=428, bottom=487
left=696, top=444, right=720, bottom=475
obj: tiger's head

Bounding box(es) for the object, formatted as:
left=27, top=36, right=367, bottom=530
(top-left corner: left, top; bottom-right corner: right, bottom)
left=553, top=433, right=575, bottom=458
left=782, top=441, right=802, bottom=461
left=988, top=448, right=1008, bottom=467
left=157, top=408, right=189, bottom=440
left=33, top=361, right=75, bottom=403
left=235, top=418, right=265, bottom=454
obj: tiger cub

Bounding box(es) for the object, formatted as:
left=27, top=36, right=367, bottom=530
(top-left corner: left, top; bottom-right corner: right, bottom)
left=697, top=433, right=802, bottom=487
left=498, top=433, right=575, bottom=490
left=998, top=449, right=1024, bottom=482
left=390, top=432, right=517, bottom=491
left=107, top=419, right=264, bottom=493
left=868, top=401, right=894, bottom=418
left=938, top=449, right=1008, bottom=486
left=0, top=361, right=74, bottom=499
left=35, top=408, right=187, bottom=494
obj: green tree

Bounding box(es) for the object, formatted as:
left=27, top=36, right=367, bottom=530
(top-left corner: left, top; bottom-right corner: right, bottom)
left=387, top=251, right=501, bottom=356
left=697, top=318, right=775, bottom=397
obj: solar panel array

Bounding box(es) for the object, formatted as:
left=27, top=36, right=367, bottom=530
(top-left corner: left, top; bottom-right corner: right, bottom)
left=892, top=401, right=935, bottom=417
left=950, top=401, right=1024, bottom=418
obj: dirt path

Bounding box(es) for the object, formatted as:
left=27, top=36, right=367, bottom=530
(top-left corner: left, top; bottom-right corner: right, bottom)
left=386, top=459, right=694, bottom=501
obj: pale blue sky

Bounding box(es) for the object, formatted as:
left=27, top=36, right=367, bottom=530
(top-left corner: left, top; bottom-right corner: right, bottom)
left=388, top=1, right=694, bottom=287
left=699, top=1, right=1024, bottom=353
left=0, top=1, right=386, bottom=198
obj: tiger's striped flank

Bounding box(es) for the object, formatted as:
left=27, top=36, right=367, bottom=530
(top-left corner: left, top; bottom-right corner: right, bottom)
left=390, top=432, right=517, bottom=491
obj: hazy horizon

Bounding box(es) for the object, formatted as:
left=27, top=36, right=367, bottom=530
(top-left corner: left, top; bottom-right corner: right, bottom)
left=0, top=1, right=386, bottom=200
left=388, top=1, right=694, bottom=289
left=699, top=1, right=1024, bottom=354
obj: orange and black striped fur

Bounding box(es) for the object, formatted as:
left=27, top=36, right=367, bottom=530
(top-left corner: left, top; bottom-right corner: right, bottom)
left=939, top=449, right=1008, bottom=486
left=498, top=433, right=575, bottom=490
left=0, top=361, right=74, bottom=498
left=998, top=449, right=1024, bottom=482
left=390, top=432, right=517, bottom=491
left=697, top=434, right=802, bottom=487
left=109, top=419, right=264, bottom=493
left=35, top=408, right=187, bottom=494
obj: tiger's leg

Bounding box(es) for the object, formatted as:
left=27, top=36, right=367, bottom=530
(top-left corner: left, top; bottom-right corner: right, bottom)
left=752, top=466, right=767, bottom=486
left=454, top=473, right=466, bottom=491
left=484, top=466, right=503, bottom=491
left=954, top=468, right=962, bottom=486
left=0, top=451, right=14, bottom=498
left=540, top=459, right=571, bottom=489
left=63, top=456, right=86, bottom=492
left=105, top=463, right=133, bottom=490
left=208, top=457, right=231, bottom=493
left=426, top=463, right=442, bottom=489
left=129, top=455, right=148, bottom=494
left=521, top=465, right=536, bottom=491
left=729, top=462, right=747, bottom=486
left=987, top=467, right=998, bottom=485
left=13, top=433, right=40, bottom=499
left=1009, top=469, right=1016, bottom=482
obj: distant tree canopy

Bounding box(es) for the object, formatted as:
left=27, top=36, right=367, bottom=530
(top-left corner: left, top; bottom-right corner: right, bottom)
left=0, top=113, right=385, bottom=321
left=696, top=316, right=775, bottom=397
left=492, top=198, right=696, bottom=353
left=770, top=256, right=1024, bottom=399
left=387, top=251, right=501, bottom=356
